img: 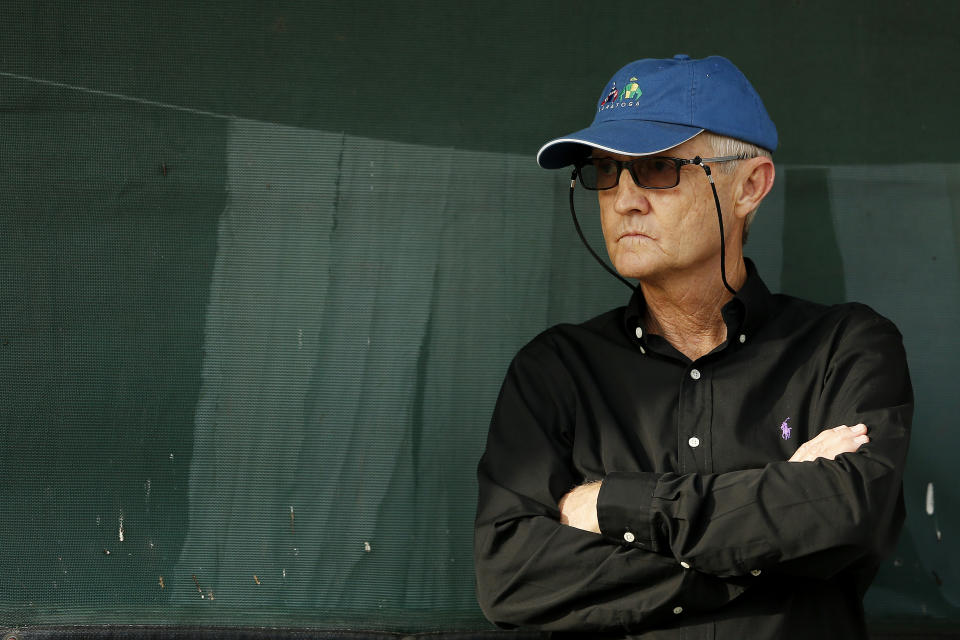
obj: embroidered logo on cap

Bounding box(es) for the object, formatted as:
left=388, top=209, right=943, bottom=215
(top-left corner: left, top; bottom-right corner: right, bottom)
left=598, top=77, right=642, bottom=112
left=780, top=418, right=792, bottom=440
left=600, top=82, right=619, bottom=106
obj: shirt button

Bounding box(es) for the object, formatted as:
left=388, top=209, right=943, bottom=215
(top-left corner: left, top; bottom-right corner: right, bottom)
left=635, top=326, right=643, bottom=339
left=680, top=561, right=691, bottom=569
left=639, top=345, right=646, bottom=355
left=688, top=436, right=700, bottom=448
left=623, top=531, right=636, bottom=543
left=690, top=369, right=701, bottom=380
left=750, top=569, right=762, bottom=577
left=673, top=606, right=683, bottom=615
left=739, top=334, right=746, bottom=344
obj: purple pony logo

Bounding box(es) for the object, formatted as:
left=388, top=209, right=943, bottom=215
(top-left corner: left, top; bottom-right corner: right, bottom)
left=780, top=418, right=792, bottom=440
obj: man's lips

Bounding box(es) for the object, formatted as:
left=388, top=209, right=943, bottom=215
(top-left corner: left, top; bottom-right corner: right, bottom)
left=618, top=230, right=653, bottom=241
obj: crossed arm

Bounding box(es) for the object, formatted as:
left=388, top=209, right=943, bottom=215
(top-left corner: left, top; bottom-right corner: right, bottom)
left=559, top=423, right=872, bottom=534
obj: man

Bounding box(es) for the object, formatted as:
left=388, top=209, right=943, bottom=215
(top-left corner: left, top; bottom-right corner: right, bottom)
left=474, top=55, right=911, bottom=639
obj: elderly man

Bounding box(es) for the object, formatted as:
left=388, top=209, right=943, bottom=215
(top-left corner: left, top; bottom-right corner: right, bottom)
left=474, top=55, right=911, bottom=639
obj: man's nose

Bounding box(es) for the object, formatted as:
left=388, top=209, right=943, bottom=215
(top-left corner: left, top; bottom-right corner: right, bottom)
left=613, top=167, right=649, bottom=213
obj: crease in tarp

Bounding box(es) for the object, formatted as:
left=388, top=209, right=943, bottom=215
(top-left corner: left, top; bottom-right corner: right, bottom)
left=294, top=141, right=448, bottom=608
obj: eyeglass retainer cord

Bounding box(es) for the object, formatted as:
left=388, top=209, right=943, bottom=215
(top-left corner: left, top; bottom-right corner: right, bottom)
left=568, top=169, right=636, bottom=291
left=566, top=155, right=738, bottom=296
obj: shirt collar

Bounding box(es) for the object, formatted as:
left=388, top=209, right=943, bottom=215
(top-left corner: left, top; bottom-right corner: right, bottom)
left=622, top=258, right=774, bottom=343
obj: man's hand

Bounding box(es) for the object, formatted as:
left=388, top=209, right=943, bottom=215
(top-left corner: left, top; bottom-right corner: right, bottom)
left=558, top=481, right=602, bottom=533
left=789, top=423, right=870, bottom=462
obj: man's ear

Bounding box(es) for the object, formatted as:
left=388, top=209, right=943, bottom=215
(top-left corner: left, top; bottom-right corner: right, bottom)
left=733, top=157, right=775, bottom=221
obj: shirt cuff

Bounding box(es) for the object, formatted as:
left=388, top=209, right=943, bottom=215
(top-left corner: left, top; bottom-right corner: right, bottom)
left=597, top=471, right=662, bottom=552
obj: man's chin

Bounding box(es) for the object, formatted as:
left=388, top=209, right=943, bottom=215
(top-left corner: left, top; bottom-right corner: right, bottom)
left=609, top=259, right=657, bottom=282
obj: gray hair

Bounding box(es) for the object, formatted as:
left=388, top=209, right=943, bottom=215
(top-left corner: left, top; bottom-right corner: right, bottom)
left=700, top=131, right=773, bottom=244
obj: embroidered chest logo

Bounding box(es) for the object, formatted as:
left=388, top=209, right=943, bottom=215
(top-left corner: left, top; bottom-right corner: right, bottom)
left=598, top=77, right=642, bottom=111
left=779, top=417, right=792, bottom=440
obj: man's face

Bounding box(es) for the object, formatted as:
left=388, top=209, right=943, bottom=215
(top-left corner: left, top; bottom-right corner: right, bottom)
left=595, top=135, right=737, bottom=284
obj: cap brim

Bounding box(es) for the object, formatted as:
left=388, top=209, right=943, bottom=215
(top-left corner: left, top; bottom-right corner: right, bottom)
left=536, top=120, right=704, bottom=169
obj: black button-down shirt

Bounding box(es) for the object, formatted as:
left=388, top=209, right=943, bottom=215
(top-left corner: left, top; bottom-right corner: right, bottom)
left=474, top=263, right=912, bottom=639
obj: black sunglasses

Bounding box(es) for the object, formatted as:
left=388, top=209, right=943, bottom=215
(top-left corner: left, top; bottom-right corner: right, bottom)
left=574, top=154, right=745, bottom=190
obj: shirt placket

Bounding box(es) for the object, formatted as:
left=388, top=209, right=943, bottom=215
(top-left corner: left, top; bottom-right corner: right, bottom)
left=678, top=363, right=713, bottom=474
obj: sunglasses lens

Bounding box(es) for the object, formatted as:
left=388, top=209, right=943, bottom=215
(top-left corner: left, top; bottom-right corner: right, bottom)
left=630, top=157, right=680, bottom=188
left=578, top=158, right=619, bottom=190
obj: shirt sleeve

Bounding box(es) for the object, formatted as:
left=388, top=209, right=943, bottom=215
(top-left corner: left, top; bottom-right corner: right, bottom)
left=596, top=306, right=912, bottom=582
left=474, top=336, right=751, bottom=632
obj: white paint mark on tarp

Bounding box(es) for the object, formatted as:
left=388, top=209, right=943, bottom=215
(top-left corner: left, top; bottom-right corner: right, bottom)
left=118, top=511, right=125, bottom=542
left=926, top=482, right=935, bottom=515
left=363, top=541, right=372, bottom=552
left=297, top=328, right=303, bottom=350
left=144, top=479, right=152, bottom=503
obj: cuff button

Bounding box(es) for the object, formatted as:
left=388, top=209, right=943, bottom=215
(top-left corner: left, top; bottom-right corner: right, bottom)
left=672, top=606, right=683, bottom=615
left=623, top=531, right=636, bottom=543
left=680, top=561, right=691, bottom=569
left=750, top=569, right=762, bottom=577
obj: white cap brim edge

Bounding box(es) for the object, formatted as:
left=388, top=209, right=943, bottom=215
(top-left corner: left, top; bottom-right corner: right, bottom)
left=536, top=129, right=705, bottom=168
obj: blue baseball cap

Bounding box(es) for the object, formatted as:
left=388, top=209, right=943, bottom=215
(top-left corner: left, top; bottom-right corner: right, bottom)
left=537, top=54, right=778, bottom=169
